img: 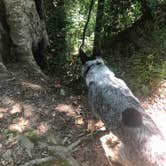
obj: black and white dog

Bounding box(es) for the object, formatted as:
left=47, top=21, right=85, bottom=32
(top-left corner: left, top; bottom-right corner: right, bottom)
left=79, top=49, right=166, bottom=166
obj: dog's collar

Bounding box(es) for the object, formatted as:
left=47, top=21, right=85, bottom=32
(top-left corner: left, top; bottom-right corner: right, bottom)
left=85, top=61, right=102, bottom=76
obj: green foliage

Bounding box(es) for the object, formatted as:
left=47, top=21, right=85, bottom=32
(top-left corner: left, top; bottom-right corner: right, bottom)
left=60, top=0, right=97, bottom=81
left=103, top=0, right=142, bottom=37
left=44, top=0, right=67, bottom=75
left=104, top=21, right=166, bottom=96
left=45, top=0, right=166, bottom=95
left=65, top=0, right=95, bottom=52
left=64, top=0, right=143, bottom=81
left=24, top=130, right=42, bottom=143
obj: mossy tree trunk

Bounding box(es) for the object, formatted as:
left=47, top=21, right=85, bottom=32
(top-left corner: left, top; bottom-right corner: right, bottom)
left=0, top=0, right=48, bottom=74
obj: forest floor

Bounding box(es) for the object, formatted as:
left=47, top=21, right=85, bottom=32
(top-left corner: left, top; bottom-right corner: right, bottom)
left=0, top=63, right=166, bottom=166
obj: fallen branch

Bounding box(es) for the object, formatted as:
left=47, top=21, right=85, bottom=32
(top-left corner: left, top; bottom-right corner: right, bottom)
left=21, top=156, right=55, bottom=166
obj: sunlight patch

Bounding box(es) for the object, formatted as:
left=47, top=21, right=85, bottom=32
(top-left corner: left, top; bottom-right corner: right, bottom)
left=23, top=104, right=34, bottom=118
left=10, top=103, right=23, bottom=114
left=148, top=135, right=166, bottom=155
left=0, top=113, right=3, bottom=118
left=55, top=104, right=76, bottom=116
left=21, top=82, right=42, bottom=90
left=75, top=116, right=84, bottom=125
left=37, top=122, right=49, bottom=134
left=0, top=108, right=7, bottom=113
left=9, top=117, right=29, bottom=132
left=148, top=111, right=166, bottom=140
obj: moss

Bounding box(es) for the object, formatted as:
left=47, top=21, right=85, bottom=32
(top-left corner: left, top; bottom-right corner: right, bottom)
left=5, top=129, right=19, bottom=135
left=24, top=130, right=42, bottom=143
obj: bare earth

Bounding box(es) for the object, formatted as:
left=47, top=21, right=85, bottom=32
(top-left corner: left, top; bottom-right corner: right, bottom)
left=0, top=64, right=166, bottom=166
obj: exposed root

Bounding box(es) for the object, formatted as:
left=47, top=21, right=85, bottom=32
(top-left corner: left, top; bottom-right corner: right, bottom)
left=21, top=156, right=55, bottom=166
left=68, top=129, right=108, bottom=152
left=47, top=145, right=80, bottom=166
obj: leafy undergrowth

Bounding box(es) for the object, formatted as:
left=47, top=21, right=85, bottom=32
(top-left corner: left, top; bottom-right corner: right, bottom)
left=104, top=24, right=166, bottom=98
left=45, top=16, right=166, bottom=99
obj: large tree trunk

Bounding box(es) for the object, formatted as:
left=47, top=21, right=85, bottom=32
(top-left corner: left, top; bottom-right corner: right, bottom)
left=0, top=0, right=48, bottom=74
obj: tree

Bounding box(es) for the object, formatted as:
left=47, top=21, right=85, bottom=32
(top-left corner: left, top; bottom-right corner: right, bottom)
left=93, top=0, right=105, bottom=54
left=0, top=0, right=48, bottom=77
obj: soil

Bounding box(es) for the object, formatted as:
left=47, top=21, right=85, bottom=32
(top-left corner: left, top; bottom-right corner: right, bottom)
left=0, top=63, right=166, bottom=166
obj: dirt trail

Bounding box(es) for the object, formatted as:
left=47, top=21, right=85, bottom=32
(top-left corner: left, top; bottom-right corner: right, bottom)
left=0, top=64, right=166, bottom=166
left=142, top=80, right=166, bottom=139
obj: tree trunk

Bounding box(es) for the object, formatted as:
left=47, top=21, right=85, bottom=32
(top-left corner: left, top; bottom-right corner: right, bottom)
left=0, top=0, right=48, bottom=73
left=0, top=23, right=6, bottom=72
left=93, top=0, right=105, bottom=54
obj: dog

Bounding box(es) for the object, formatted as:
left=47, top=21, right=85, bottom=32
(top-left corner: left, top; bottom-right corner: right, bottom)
left=79, top=49, right=166, bottom=166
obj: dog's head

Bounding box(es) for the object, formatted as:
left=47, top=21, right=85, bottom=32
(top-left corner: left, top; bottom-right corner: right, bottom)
left=79, top=49, right=95, bottom=65
left=79, top=48, right=104, bottom=77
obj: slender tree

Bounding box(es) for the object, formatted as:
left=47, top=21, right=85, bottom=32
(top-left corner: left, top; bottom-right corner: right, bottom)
left=93, top=0, right=105, bottom=54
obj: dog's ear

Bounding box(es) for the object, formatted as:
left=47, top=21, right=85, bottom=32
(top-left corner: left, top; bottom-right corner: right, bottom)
left=79, top=49, right=88, bottom=64
left=122, top=108, right=142, bottom=127
left=93, top=46, right=102, bottom=58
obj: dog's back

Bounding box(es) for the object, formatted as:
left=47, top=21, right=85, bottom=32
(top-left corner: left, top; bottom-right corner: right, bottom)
left=82, top=57, right=166, bottom=166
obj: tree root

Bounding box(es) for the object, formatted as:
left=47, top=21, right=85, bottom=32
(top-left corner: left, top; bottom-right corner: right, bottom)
left=47, top=145, right=80, bottom=166
left=21, top=156, right=55, bottom=166
left=21, top=130, right=108, bottom=166
left=21, top=144, right=81, bottom=166
left=68, top=129, right=108, bottom=152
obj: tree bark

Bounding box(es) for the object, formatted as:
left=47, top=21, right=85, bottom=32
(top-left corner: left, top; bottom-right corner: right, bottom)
left=0, top=23, right=6, bottom=72
left=0, top=0, right=48, bottom=73
left=93, top=0, right=105, bottom=54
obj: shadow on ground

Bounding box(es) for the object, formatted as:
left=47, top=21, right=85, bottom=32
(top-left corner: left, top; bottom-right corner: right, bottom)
left=0, top=64, right=110, bottom=166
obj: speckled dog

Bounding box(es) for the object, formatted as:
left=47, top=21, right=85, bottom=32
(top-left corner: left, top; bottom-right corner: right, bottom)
left=79, top=49, right=166, bottom=166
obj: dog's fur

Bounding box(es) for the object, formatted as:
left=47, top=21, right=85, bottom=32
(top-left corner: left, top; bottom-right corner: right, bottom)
left=80, top=51, right=166, bottom=166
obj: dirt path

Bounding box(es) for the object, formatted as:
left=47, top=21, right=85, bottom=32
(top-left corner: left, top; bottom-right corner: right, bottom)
left=0, top=64, right=166, bottom=166
left=142, top=80, right=166, bottom=139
